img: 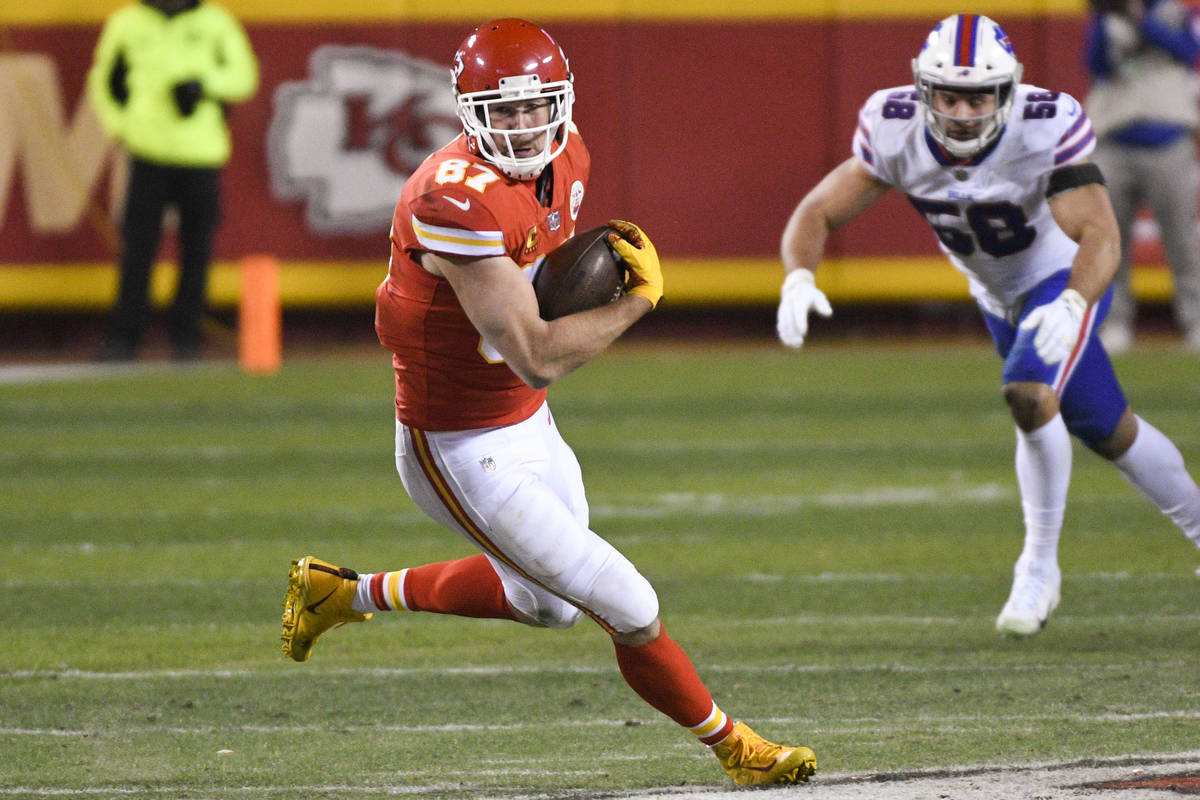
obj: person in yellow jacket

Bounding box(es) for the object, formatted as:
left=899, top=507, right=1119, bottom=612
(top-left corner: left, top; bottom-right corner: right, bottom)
left=88, top=0, right=258, bottom=361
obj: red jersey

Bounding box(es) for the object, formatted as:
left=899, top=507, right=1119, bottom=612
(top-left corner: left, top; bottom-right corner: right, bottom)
left=376, top=130, right=591, bottom=431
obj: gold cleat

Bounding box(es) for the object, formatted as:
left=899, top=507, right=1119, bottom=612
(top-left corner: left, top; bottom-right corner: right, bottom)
left=280, top=556, right=370, bottom=662
left=712, top=721, right=817, bottom=785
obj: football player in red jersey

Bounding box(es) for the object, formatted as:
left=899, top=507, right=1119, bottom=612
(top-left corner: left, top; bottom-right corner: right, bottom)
left=280, top=19, right=816, bottom=785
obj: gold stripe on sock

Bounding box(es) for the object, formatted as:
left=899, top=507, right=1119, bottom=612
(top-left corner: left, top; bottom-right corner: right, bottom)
left=387, top=569, right=407, bottom=611
left=689, top=703, right=726, bottom=739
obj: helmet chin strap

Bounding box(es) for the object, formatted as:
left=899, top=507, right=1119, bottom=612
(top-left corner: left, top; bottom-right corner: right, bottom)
left=941, top=137, right=985, bottom=159
left=931, top=114, right=997, bottom=158
left=479, top=125, right=560, bottom=180
left=947, top=141, right=988, bottom=159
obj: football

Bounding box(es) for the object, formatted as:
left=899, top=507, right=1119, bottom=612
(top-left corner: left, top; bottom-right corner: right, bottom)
left=533, top=225, right=626, bottom=320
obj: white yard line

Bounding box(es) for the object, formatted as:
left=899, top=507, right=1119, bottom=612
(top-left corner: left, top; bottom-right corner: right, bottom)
left=3, top=657, right=1192, bottom=681
left=0, top=362, right=186, bottom=385
left=0, top=486, right=1013, bottom=526
left=5, top=709, right=1200, bottom=739
left=6, top=657, right=1197, bottom=682
left=2, top=754, right=1200, bottom=799
left=0, top=786, right=466, bottom=797
left=591, top=484, right=1012, bottom=519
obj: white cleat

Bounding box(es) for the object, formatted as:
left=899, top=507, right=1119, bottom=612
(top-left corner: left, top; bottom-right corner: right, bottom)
left=996, top=561, right=1061, bottom=636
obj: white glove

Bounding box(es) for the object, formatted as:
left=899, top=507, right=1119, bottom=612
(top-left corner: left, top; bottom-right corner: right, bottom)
left=776, top=270, right=833, bottom=349
left=1019, top=288, right=1087, bottom=364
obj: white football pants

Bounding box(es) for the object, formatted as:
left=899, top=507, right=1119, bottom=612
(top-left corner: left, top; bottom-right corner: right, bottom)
left=394, top=402, right=659, bottom=634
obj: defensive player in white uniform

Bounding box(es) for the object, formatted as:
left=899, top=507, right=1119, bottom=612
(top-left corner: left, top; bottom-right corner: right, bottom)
left=280, top=19, right=816, bottom=785
left=777, top=14, right=1200, bottom=635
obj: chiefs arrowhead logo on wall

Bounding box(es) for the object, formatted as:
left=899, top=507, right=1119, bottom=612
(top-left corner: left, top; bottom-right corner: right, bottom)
left=268, top=46, right=459, bottom=235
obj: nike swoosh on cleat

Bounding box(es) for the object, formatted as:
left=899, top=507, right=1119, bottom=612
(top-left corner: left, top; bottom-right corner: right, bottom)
left=305, top=588, right=337, bottom=614
left=444, top=195, right=471, bottom=211
left=745, top=752, right=794, bottom=772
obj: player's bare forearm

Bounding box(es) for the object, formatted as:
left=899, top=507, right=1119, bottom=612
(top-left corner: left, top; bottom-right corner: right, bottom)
left=1066, top=222, right=1121, bottom=304
left=1049, top=182, right=1121, bottom=304
left=781, top=201, right=832, bottom=276
left=495, top=292, right=648, bottom=388
left=782, top=157, right=890, bottom=276
left=435, top=251, right=648, bottom=388
left=528, top=292, right=651, bottom=385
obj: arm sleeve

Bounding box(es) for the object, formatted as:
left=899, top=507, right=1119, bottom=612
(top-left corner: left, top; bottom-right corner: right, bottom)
left=200, top=9, right=259, bottom=103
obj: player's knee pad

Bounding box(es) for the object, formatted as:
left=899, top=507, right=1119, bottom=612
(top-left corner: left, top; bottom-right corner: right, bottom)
left=570, top=549, right=660, bottom=634
left=498, top=534, right=658, bottom=633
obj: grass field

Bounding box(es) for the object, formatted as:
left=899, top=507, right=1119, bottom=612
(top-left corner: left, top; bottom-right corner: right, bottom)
left=2, top=340, right=1198, bottom=799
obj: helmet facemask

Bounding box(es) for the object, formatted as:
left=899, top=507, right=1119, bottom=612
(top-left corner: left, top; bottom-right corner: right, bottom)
left=915, top=78, right=1019, bottom=159
left=456, top=74, right=574, bottom=180
left=912, top=14, right=1023, bottom=159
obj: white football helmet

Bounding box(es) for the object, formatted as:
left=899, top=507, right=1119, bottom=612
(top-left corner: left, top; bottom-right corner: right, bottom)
left=452, top=19, right=574, bottom=180
left=912, top=14, right=1023, bottom=158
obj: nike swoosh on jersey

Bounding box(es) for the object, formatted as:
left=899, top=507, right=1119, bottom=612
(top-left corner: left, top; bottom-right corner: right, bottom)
left=445, top=195, right=471, bottom=211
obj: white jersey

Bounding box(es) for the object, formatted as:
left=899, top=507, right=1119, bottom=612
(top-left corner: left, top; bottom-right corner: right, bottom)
left=853, top=83, right=1096, bottom=318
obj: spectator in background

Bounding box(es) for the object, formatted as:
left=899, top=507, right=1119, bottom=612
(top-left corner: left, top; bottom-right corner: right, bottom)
left=87, top=0, right=258, bottom=361
left=1084, top=0, right=1200, bottom=353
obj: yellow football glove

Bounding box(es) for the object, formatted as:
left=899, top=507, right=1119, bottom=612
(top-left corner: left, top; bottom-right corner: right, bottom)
left=607, top=219, right=663, bottom=308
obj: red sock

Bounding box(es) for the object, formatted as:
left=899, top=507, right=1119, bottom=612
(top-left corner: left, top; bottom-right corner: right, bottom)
left=404, top=554, right=516, bottom=620
left=614, top=627, right=734, bottom=743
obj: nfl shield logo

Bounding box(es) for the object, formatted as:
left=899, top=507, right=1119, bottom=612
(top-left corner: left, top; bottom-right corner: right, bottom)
left=547, top=211, right=561, bottom=232
left=479, top=457, right=497, bottom=472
